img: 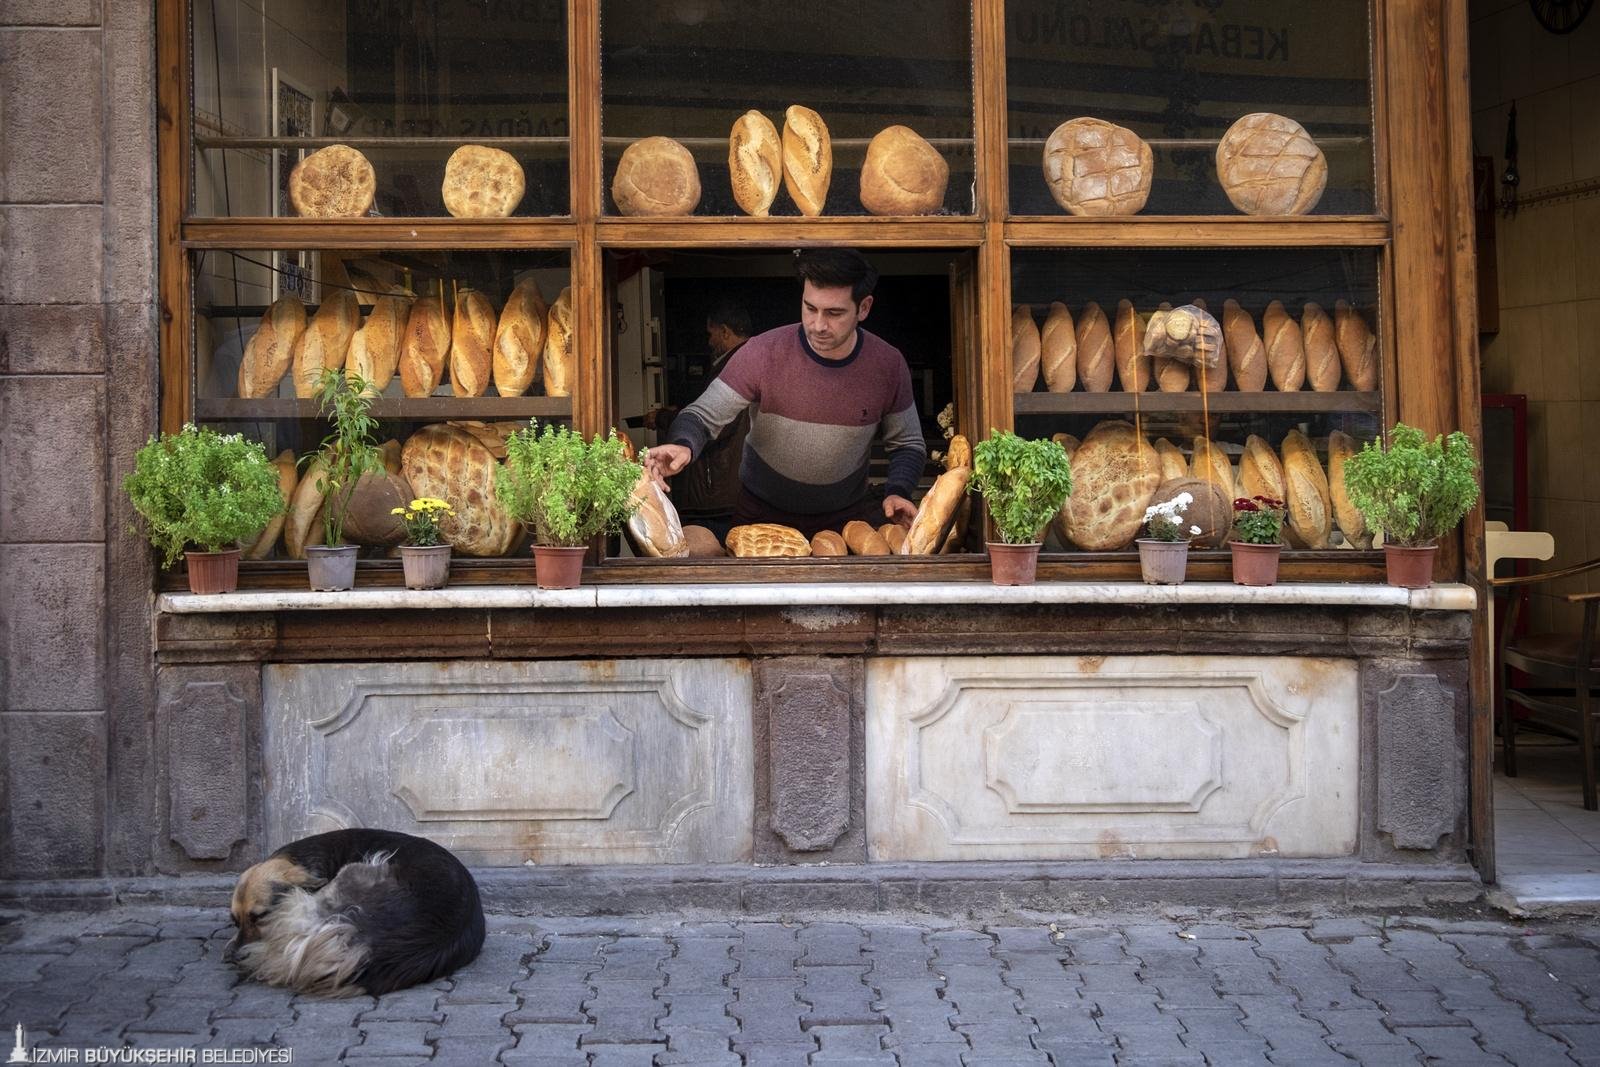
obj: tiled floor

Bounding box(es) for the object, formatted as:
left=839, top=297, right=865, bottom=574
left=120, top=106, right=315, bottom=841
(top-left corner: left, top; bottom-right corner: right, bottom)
left=1494, top=733, right=1600, bottom=908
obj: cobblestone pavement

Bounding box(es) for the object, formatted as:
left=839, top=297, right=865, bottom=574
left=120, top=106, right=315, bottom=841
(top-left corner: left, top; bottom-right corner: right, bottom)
left=7, top=907, right=1600, bottom=1065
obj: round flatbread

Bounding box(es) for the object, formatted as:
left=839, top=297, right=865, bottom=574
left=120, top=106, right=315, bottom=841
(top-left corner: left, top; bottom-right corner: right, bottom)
left=288, top=145, right=376, bottom=218
left=1042, top=117, right=1153, bottom=216
left=1215, top=113, right=1327, bottom=216
left=442, top=145, right=526, bottom=218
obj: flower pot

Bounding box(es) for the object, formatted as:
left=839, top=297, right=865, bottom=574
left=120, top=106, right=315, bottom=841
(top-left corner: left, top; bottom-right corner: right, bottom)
left=399, top=544, right=451, bottom=590
left=184, top=549, right=240, bottom=595
left=305, top=544, right=359, bottom=591
left=533, top=545, right=587, bottom=589
left=986, top=542, right=1041, bottom=586
left=1228, top=541, right=1283, bottom=587
left=1384, top=543, right=1437, bottom=589
left=1137, top=539, right=1190, bottom=585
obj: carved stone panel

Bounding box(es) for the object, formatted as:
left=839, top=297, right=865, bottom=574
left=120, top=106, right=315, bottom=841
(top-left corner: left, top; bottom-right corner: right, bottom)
left=1376, top=672, right=1459, bottom=851
left=263, top=659, right=753, bottom=866
left=866, top=655, right=1359, bottom=861
left=764, top=666, right=851, bottom=851
left=159, top=670, right=253, bottom=862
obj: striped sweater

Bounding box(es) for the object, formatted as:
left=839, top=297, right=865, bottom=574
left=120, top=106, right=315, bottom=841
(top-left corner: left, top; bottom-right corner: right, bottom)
left=667, top=325, right=927, bottom=515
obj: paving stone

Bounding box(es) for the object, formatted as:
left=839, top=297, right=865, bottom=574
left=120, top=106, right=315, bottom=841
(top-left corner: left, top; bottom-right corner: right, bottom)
left=656, top=1026, right=739, bottom=1064
left=582, top=977, right=664, bottom=1044
left=508, top=1021, right=592, bottom=1052
left=1029, top=1037, right=1118, bottom=1066
left=583, top=1043, right=666, bottom=1066
left=1358, top=988, right=1468, bottom=1028
left=809, top=1022, right=891, bottom=1054
left=214, top=983, right=298, bottom=1019
left=740, top=1042, right=820, bottom=1065
left=658, top=991, right=734, bottom=1030
left=1307, top=918, right=1383, bottom=943
left=730, top=978, right=808, bottom=1046
left=1465, top=1006, right=1587, bottom=1067
left=358, top=988, right=445, bottom=1024
left=1308, top=1007, right=1416, bottom=1052
left=343, top=1020, right=435, bottom=1058
left=1392, top=1025, right=1510, bottom=1064
left=800, top=923, right=867, bottom=966
left=425, top=1001, right=514, bottom=1037
left=208, top=1017, right=283, bottom=1047
left=430, top=1035, right=517, bottom=1066
left=885, top=1046, right=967, bottom=1066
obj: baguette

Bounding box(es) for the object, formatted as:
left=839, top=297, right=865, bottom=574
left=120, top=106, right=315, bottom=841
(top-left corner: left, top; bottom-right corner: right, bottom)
left=810, top=530, right=849, bottom=557
left=1263, top=300, right=1306, bottom=392
left=450, top=287, right=496, bottom=397
left=1335, top=300, right=1380, bottom=391
left=941, top=496, right=971, bottom=554
left=400, top=286, right=450, bottom=397
left=880, top=523, right=908, bottom=554
left=1154, top=438, right=1188, bottom=483
left=1302, top=301, right=1340, bottom=392
left=238, top=294, right=306, bottom=399
left=1075, top=300, right=1114, bottom=392
left=1114, top=299, right=1150, bottom=392
left=1281, top=429, right=1333, bottom=548
left=347, top=288, right=410, bottom=395
left=944, top=433, right=972, bottom=470
left=782, top=105, right=832, bottom=216
left=729, top=110, right=782, bottom=217
left=1041, top=301, right=1076, bottom=393
left=543, top=286, right=575, bottom=397
left=844, top=519, right=891, bottom=556
left=1238, top=435, right=1287, bottom=508
left=291, top=289, right=360, bottom=398
left=1327, top=429, right=1371, bottom=548
left=902, top=465, right=972, bottom=555
left=1190, top=298, right=1226, bottom=393
left=1152, top=303, right=1190, bottom=392
left=284, top=454, right=329, bottom=559
left=1222, top=299, right=1267, bottom=391
left=1190, top=436, right=1235, bottom=499
left=1011, top=304, right=1041, bottom=393
left=492, top=276, right=548, bottom=397
left=1052, top=432, right=1079, bottom=461
left=244, top=449, right=298, bottom=559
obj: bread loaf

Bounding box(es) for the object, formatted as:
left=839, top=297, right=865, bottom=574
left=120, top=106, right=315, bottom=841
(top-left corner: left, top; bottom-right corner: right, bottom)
left=492, top=277, right=547, bottom=397
left=1143, top=304, right=1224, bottom=376
left=1076, top=301, right=1114, bottom=392
left=401, top=423, right=519, bottom=557
left=1326, top=429, right=1371, bottom=548
left=342, top=463, right=413, bottom=547
left=238, top=294, right=306, bottom=399
left=729, top=110, right=782, bottom=217
left=1190, top=437, right=1235, bottom=499
left=1011, top=305, right=1041, bottom=393
left=941, top=496, right=972, bottom=554
left=1052, top=433, right=1079, bottom=461
left=1216, top=113, right=1327, bottom=216
left=1041, top=302, right=1076, bottom=393
left=288, top=145, right=375, bottom=218
left=244, top=449, right=298, bottom=559
left=782, top=105, right=832, bottom=216
left=1191, top=299, right=1226, bottom=393
left=1151, top=438, right=1187, bottom=483
left=400, top=287, right=450, bottom=397
left=625, top=470, right=688, bottom=558
left=944, top=433, right=972, bottom=470
left=902, top=465, right=972, bottom=555
left=881, top=524, right=908, bottom=554
left=844, top=519, right=891, bottom=556
left=726, top=523, right=811, bottom=558
left=1041, top=117, right=1153, bottom=216
left=284, top=454, right=328, bottom=559
left=1335, top=300, right=1379, bottom=391
left=442, top=145, right=525, bottom=218
left=810, top=530, right=849, bottom=557
left=1152, top=476, right=1231, bottom=548
left=1114, top=300, right=1150, bottom=392
left=1238, top=435, right=1287, bottom=507
left=291, top=289, right=360, bottom=398
left=1262, top=300, right=1306, bottom=392
left=612, top=136, right=701, bottom=216
left=1281, top=429, right=1333, bottom=548
left=859, top=125, right=948, bottom=216
left=542, top=287, right=575, bottom=397
left=684, top=525, right=727, bottom=557
left=1301, top=301, right=1340, bottom=392
left=449, top=287, right=496, bottom=397
left=1222, top=299, right=1267, bottom=391
left=1151, top=303, right=1191, bottom=393
left=1060, top=420, right=1162, bottom=551
left=347, top=288, right=410, bottom=395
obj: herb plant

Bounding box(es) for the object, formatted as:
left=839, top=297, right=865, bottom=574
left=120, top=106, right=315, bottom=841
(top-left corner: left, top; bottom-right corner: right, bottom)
left=390, top=498, right=455, bottom=547
left=1342, top=423, right=1480, bottom=547
left=969, top=430, right=1074, bottom=545
left=1232, top=496, right=1287, bottom=545
left=494, top=421, right=643, bottom=547
left=1142, top=493, right=1200, bottom=542
left=308, top=367, right=383, bottom=548
left=124, top=424, right=285, bottom=567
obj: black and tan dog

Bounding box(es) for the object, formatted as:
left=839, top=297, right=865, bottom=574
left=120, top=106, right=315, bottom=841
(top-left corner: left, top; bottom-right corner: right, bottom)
left=226, top=828, right=485, bottom=997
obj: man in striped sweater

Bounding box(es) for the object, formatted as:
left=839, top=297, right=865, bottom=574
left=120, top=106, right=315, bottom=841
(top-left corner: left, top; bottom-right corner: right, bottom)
left=647, top=250, right=928, bottom=539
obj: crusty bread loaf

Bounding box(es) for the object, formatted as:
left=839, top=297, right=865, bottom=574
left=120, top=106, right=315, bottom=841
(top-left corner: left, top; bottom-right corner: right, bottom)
left=1281, top=429, right=1332, bottom=548
left=1223, top=299, right=1267, bottom=391
left=1114, top=300, right=1150, bottom=392
left=238, top=294, right=306, bottom=399
left=1190, top=299, right=1226, bottom=393
left=1011, top=304, right=1041, bottom=393
left=859, top=125, right=948, bottom=216
left=941, top=496, right=971, bottom=554
left=1151, top=476, right=1231, bottom=548
left=543, top=286, right=575, bottom=398
left=342, top=463, right=413, bottom=547
left=1060, top=420, right=1162, bottom=551
left=1041, top=117, right=1152, bottom=216
left=284, top=454, right=328, bottom=559
left=811, top=530, right=849, bottom=557
left=400, top=287, right=450, bottom=397
left=782, top=105, right=831, bottom=217
left=1153, top=438, right=1188, bottom=483
left=1076, top=301, right=1114, bottom=392
left=1326, top=429, right=1371, bottom=548
left=729, top=110, right=782, bottom=217
left=1216, top=113, right=1327, bottom=216
left=903, top=465, right=972, bottom=555
left=684, top=525, right=727, bottom=557
left=1052, top=432, right=1079, bottom=461
left=291, top=289, right=360, bottom=398
left=1262, top=300, right=1306, bottom=392
left=401, top=423, right=519, bottom=556
left=492, top=277, right=547, bottom=398
left=288, top=145, right=375, bottom=218
left=1238, top=435, right=1287, bottom=507
left=1041, top=301, right=1076, bottom=393
left=1335, top=300, right=1379, bottom=391
left=881, top=524, right=908, bottom=554
left=449, top=287, right=496, bottom=397
left=1190, top=436, right=1235, bottom=499
left=347, top=288, right=410, bottom=395
left=625, top=470, right=688, bottom=558
left=244, top=449, right=298, bottom=559
left=844, top=519, right=891, bottom=556
left=726, top=523, right=811, bottom=558
left=613, top=136, right=701, bottom=216
left=1301, top=301, right=1340, bottom=392
left=442, top=145, right=525, bottom=218
left=944, top=433, right=972, bottom=470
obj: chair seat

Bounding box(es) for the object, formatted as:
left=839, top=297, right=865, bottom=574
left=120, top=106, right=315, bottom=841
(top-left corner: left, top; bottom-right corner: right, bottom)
left=1507, top=632, right=1600, bottom=667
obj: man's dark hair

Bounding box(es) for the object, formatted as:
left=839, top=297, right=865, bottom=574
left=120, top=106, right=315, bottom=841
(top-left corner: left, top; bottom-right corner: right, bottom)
left=795, top=248, right=879, bottom=305
left=706, top=300, right=752, bottom=338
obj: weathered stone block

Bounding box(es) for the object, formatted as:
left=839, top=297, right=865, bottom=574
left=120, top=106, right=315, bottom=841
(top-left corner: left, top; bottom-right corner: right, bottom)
left=0, top=544, right=105, bottom=711
left=0, top=305, right=106, bottom=374
left=0, top=29, right=103, bottom=203
left=160, top=670, right=255, bottom=860
left=99, top=3, right=155, bottom=303
left=1, top=712, right=105, bottom=877
left=0, top=207, right=103, bottom=303
left=760, top=660, right=853, bottom=851
left=0, top=375, right=106, bottom=541
left=1367, top=663, right=1466, bottom=855
left=0, top=1, right=101, bottom=25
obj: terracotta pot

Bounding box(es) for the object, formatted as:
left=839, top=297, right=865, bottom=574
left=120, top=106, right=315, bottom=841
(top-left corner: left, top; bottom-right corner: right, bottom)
left=399, top=544, right=451, bottom=590
left=1137, top=538, right=1190, bottom=585
left=184, top=549, right=240, bottom=595
left=533, top=545, right=587, bottom=589
left=986, top=542, right=1041, bottom=586
left=1228, top=541, right=1283, bottom=587
left=1384, top=543, right=1437, bottom=589
left=305, top=544, right=359, bottom=591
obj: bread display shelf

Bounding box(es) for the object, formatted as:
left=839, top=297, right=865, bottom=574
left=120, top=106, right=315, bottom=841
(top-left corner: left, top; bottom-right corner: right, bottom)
left=1007, top=135, right=1371, bottom=150
left=195, top=397, right=573, bottom=421
left=182, top=218, right=578, bottom=250
left=1004, top=218, right=1389, bottom=247
left=596, top=216, right=983, bottom=247
left=1013, top=390, right=1381, bottom=415
left=196, top=135, right=570, bottom=151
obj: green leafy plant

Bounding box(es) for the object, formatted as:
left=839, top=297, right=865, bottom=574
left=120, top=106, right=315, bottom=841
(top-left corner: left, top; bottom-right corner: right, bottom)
left=969, top=430, right=1074, bottom=545
left=1232, top=496, right=1287, bottom=545
left=494, top=421, right=643, bottom=547
left=307, top=367, right=383, bottom=547
left=390, top=498, right=455, bottom=547
left=1343, top=423, right=1480, bottom=547
left=124, top=424, right=285, bottom=567
left=1142, top=493, right=1199, bottom=542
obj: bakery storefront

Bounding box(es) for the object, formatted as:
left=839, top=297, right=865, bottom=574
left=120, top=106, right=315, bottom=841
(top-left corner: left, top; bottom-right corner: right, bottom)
left=113, top=0, right=1485, bottom=900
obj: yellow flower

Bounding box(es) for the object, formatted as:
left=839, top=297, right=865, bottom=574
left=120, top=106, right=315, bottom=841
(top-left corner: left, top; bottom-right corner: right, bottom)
left=391, top=507, right=407, bottom=516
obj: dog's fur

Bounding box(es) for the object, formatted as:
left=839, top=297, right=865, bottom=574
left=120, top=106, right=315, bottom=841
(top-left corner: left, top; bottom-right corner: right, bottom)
left=227, top=829, right=485, bottom=997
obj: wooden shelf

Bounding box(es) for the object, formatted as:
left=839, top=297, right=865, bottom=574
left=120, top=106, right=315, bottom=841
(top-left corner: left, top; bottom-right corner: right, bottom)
left=1004, top=216, right=1390, bottom=247
left=182, top=217, right=579, bottom=250
left=196, top=135, right=570, bottom=150
left=595, top=215, right=984, bottom=248
left=194, top=396, right=573, bottom=421
left=1013, top=391, right=1383, bottom=415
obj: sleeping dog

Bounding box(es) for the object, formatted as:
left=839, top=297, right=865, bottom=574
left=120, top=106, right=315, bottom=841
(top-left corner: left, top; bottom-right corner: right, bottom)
left=226, top=828, right=485, bottom=997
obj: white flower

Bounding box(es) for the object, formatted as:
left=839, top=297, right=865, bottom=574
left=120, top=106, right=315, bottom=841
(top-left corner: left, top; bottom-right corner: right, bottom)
left=1189, top=525, right=1201, bottom=536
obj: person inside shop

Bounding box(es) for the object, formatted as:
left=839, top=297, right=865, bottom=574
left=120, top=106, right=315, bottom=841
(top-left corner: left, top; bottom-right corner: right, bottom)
left=646, top=248, right=927, bottom=540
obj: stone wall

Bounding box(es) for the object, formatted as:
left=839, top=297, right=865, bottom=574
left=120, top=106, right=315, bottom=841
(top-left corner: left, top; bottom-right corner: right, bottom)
left=0, top=0, right=158, bottom=878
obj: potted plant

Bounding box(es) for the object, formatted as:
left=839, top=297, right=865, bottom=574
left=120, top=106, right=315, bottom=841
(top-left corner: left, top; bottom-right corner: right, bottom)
left=391, top=498, right=456, bottom=590
left=494, top=421, right=643, bottom=589
left=970, top=430, right=1074, bottom=586
left=124, top=424, right=285, bottom=594
left=1229, top=496, right=1287, bottom=587
left=303, top=368, right=383, bottom=591
left=1137, top=493, right=1198, bottom=585
left=1343, top=423, right=1480, bottom=589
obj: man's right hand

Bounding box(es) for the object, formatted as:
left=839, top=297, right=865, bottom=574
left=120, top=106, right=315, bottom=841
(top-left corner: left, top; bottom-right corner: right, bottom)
left=645, top=443, right=692, bottom=485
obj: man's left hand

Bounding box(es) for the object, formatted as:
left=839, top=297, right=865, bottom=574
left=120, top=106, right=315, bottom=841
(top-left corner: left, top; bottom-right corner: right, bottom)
left=883, top=494, right=917, bottom=528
